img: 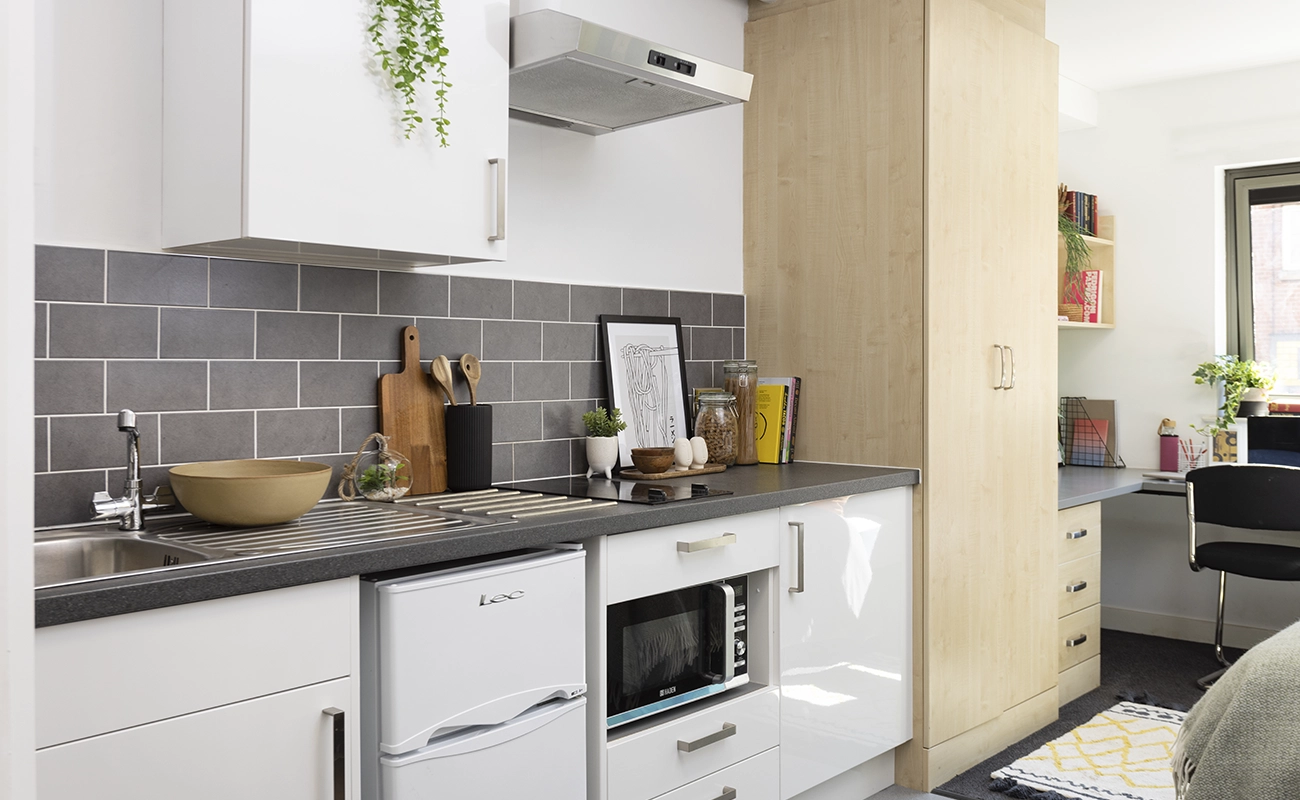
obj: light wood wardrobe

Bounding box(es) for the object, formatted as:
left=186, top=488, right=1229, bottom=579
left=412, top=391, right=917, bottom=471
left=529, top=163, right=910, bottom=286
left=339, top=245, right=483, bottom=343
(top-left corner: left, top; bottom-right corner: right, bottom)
left=744, top=0, right=1059, bottom=789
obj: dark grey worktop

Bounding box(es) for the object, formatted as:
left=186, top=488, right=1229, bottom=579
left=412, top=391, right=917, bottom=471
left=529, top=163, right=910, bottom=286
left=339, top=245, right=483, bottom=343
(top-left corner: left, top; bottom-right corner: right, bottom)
left=1058, top=465, right=1185, bottom=510
left=36, top=462, right=918, bottom=627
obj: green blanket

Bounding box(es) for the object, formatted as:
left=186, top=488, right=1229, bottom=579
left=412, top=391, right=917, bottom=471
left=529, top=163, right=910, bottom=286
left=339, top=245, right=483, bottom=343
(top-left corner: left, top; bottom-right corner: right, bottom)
left=1173, top=619, right=1300, bottom=800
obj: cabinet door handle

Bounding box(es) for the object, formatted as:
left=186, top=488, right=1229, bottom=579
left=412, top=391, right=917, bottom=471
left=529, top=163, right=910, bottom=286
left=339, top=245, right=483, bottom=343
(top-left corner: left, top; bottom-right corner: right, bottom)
left=678, top=532, right=736, bottom=553
left=678, top=722, right=736, bottom=752
left=323, top=707, right=345, bottom=800
left=1065, top=528, right=1088, bottom=540
left=488, top=157, right=507, bottom=241
left=1065, top=634, right=1088, bottom=647
left=788, top=521, right=805, bottom=594
left=712, top=789, right=738, bottom=800
left=993, top=345, right=1007, bottom=389
left=1005, top=346, right=1016, bottom=389
left=1065, top=580, right=1088, bottom=593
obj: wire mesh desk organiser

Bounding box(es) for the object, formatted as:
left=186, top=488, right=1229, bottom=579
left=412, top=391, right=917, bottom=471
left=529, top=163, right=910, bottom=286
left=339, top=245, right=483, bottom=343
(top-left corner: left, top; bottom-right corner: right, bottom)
left=1060, top=397, right=1125, bottom=468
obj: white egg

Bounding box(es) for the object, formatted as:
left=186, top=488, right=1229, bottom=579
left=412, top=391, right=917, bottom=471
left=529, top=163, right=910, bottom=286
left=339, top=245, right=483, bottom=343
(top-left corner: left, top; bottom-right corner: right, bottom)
left=690, top=436, right=709, bottom=468
left=674, top=438, right=693, bottom=470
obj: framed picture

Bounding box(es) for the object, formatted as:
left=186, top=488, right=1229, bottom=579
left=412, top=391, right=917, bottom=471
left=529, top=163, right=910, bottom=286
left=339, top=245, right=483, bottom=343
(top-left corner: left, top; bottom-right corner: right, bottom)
left=599, top=315, right=691, bottom=467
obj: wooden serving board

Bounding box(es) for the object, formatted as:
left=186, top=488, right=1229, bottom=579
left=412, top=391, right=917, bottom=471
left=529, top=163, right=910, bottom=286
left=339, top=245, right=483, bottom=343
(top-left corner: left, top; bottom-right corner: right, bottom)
left=378, top=326, right=446, bottom=495
left=618, top=464, right=727, bottom=481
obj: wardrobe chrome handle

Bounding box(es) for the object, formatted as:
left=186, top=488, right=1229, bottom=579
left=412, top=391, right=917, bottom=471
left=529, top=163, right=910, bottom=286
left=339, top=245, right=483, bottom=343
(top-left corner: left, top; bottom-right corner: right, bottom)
left=1065, top=634, right=1088, bottom=647
left=712, top=789, right=738, bottom=800
left=1065, top=528, right=1088, bottom=540
left=488, top=157, right=506, bottom=241
left=788, top=521, right=805, bottom=593
left=994, top=345, right=1007, bottom=389
left=678, top=533, right=736, bottom=553
left=678, top=722, right=736, bottom=752
left=1065, top=580, right=1088, bottom=593
left=323, top=707, right=345, bottom=800
left=1006, top=346, right=1016, bottom=389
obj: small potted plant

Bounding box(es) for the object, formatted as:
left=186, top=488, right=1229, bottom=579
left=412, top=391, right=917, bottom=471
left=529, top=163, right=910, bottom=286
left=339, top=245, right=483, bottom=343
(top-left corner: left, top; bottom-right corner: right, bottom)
left=582, top=407, right=626, bottom=480
left=1192, top=355, right=1275, bottom=435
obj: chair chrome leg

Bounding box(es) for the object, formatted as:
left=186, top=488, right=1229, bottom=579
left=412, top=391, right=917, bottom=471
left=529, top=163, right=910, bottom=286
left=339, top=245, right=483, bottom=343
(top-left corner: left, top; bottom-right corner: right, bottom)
left=1198, top=571, right=1233, bottom=690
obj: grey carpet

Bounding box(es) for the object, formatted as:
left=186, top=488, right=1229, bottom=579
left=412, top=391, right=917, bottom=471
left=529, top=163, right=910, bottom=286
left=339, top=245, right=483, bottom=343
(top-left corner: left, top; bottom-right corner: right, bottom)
left=935, top=629, right=1245, bottom=800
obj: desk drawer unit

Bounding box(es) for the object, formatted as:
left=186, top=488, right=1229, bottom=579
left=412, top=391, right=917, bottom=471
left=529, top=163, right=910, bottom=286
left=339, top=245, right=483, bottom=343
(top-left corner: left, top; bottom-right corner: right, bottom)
left=607, top=687, right=780, bottom=800
left=1055, top=503, right=1101, bottom=706
left=1058, top=605, right=1101, bottom=672
left=1057, top=502, right=1101, bottom=564
left=605, top=510, right=780, bottom=604
left=651, top=748, right=779, bottom=800
left=1057, top=553, right=1101, bottom=618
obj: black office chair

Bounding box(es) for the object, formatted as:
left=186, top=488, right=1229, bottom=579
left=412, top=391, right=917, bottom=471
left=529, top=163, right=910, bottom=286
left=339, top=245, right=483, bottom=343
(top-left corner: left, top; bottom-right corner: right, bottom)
left=1186, top=463, right=1300, bottom=688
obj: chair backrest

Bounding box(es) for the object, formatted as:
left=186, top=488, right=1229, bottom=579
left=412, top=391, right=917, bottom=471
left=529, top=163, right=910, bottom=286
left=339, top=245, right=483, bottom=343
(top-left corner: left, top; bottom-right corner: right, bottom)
left=1186, top=464, right=1300, bottom=532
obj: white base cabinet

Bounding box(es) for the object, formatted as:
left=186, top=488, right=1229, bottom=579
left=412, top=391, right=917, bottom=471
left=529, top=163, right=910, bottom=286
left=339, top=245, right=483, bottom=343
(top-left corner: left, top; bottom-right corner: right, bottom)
left=778, top=488, right=913, bottom=800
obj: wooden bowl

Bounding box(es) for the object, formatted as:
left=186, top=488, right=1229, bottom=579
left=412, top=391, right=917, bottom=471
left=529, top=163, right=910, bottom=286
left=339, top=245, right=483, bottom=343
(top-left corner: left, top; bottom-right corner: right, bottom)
left=169, top=459, right=332, bottom=527
left=630, top=447, right=676, bottom=474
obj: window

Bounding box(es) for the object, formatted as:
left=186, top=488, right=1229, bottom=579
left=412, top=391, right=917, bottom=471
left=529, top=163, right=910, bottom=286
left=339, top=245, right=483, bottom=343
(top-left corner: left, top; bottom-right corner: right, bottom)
left=1226, top=163, right=1300, bottom=397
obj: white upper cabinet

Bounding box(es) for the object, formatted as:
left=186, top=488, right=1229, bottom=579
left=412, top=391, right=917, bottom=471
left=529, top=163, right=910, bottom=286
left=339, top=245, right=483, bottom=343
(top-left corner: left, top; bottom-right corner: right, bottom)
left=163, top=0, right=509, bottom=268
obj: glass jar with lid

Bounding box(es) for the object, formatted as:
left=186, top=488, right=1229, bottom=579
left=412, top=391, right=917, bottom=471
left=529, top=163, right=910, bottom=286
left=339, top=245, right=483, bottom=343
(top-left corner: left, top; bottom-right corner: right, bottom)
left=723, top=360, right=758, bottom=465
left=694, top=391, right=739, bottom=466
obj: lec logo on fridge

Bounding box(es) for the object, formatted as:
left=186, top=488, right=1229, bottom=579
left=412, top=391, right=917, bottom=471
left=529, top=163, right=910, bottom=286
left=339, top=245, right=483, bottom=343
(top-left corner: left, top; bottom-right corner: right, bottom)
left=479, top=590, right=526, bottom=606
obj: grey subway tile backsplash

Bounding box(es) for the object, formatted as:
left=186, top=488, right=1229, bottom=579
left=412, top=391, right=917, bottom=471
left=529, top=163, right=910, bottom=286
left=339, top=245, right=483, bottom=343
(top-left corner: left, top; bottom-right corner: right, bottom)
left=107, top=251, right=208, bottom=307
left=623, top=288, right=669, bottom=317
left=483, top=320, right=541, bottom=362
left=210, top=259, right=298, bottom=310
left=670, top=291, right=712, bottom=326
left=160, top=411, right=256, bottom=464
left=513, top=281, right=569, bottom=322
left=209, top=361, right=298, bottom=410
left=160, top=308, right=255, bottom=359
left=450, top=276, right=513, bottom=319
left=48, top=303, right=158, bottom=358
left=379, top=271, right=448, bottom=317
left=257, top=408, right=341, bottom=458
left=36, top=246, right=104, bottom=302
left=257, top=311, right=340, bottom=360
left=33, top=245, right=744, bottom=526
left=301, top=265, right=378, bottom=314
left=542, top=323, right=598, bottom=361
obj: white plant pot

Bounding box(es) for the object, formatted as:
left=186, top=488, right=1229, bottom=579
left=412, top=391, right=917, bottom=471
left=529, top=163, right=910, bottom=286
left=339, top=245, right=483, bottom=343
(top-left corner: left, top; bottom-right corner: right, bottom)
left=585, top=436, right=619, bottom=480
left=1242, top=387, right=1268, bottom=402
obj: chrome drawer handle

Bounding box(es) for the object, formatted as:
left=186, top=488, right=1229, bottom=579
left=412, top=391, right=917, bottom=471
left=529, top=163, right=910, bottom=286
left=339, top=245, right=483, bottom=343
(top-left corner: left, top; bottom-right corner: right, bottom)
left=712, top=789, right=737, bottom=800
left=678, top=722, right=736, bottom=752
left=678, top=533, right=737, bottom=553
left=1065, top=581, right=1088, bottom=593
left=1065, top=634, right=1088, bottom=647
left=1065, top=528, right=1088, bottom=540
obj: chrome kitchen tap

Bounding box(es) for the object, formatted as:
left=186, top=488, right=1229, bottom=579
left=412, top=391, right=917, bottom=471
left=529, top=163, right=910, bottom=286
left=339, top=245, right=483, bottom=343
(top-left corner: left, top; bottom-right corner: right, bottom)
left=91, top=409, right=175, bottom=531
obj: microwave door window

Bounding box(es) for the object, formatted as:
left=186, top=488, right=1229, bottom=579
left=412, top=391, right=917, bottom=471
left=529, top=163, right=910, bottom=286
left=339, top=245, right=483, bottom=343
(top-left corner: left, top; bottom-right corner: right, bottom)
left=607, top=587, right=713, bottom=717
left=622, top=609, right=701, bottom=691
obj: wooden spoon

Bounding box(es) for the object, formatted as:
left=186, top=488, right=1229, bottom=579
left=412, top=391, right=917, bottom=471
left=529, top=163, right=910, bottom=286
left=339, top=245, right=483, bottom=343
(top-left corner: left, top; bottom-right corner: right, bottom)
left=460, top=354, right=482, bottom=406
left=431, top=355, right=457, bottom=406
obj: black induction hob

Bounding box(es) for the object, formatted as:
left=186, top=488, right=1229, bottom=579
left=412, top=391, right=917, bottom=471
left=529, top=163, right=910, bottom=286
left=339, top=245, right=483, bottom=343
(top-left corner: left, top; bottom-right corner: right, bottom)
left=501, top=476, right=733, bottom=505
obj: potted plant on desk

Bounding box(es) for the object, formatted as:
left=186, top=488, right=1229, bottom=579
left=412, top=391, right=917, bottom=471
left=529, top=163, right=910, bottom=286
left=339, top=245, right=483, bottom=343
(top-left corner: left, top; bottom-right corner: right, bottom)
left=582, top=407, right=626, bottom=480
left=1192, top=355, right=1276, bottom=436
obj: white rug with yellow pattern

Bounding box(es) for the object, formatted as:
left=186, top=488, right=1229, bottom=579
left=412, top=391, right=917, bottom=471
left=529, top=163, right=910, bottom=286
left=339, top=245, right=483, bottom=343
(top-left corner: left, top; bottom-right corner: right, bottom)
left=990, top=701, right=1186, bottom=800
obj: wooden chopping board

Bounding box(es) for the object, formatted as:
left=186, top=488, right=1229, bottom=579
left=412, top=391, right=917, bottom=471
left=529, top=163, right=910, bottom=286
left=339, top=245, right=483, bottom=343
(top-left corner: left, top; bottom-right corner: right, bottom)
left=378, top=326, right=446, bottom=495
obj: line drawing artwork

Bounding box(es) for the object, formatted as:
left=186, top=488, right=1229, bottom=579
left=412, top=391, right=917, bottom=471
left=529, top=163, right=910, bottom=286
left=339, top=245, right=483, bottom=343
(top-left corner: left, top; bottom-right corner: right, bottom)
left=620, top=342, right=680, bottom=448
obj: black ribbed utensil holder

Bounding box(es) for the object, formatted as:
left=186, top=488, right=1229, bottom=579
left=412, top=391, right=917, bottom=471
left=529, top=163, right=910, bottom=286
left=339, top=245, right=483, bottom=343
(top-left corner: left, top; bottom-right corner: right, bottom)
left=445, top=404, right=493, bottom=491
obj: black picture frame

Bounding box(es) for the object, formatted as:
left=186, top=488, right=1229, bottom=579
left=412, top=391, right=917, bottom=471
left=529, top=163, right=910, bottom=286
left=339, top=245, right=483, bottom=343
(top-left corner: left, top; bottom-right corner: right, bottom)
left=598, top=315, right=692, bottom=467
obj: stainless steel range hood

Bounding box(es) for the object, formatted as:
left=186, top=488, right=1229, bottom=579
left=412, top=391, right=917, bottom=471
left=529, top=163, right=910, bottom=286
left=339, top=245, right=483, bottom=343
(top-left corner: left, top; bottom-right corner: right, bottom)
left=509, top=10, right=753, bottom=135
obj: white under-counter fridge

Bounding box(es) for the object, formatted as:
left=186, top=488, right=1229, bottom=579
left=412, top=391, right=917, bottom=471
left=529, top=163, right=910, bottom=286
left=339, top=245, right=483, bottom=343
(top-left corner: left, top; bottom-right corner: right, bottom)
left=361, top=548, right=587, bottom=799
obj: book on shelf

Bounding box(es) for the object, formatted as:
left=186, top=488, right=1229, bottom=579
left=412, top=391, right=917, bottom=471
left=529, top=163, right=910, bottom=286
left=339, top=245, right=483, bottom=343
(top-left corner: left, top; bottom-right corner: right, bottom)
left=758, top=377, right=801, bottom=463
left=1083, top=268, right=1102, bottom=323
left=1058, top=185, right=1100, bottom=236
left=755, top=383, right=788, bottom=464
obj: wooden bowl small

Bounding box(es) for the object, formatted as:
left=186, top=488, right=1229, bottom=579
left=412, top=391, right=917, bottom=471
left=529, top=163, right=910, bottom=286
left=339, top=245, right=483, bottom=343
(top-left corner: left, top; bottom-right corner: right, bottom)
left=630, top=447, right=675, bottom=474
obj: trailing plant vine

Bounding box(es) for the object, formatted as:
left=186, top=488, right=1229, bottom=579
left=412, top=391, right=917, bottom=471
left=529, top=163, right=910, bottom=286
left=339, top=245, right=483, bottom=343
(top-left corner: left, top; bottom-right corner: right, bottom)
left=368, top=0, right=452, bottom=145
left=1191, top=355, right=1275, bottom=436
left=1058, top=212, right=1091, bottom=278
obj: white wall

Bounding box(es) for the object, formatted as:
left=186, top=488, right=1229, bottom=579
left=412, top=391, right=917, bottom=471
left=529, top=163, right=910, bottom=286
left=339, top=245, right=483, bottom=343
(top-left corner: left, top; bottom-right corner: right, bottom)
left=1, top=0, right=37, bottom=795
left=34, top=0, right=747, bottom=293
left=1061, top=60, right=1300, bottom=642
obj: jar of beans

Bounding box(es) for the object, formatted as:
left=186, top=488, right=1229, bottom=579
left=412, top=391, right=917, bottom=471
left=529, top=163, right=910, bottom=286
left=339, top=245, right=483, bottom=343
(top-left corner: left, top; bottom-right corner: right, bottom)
left=694, top=391, right=739, bottom=466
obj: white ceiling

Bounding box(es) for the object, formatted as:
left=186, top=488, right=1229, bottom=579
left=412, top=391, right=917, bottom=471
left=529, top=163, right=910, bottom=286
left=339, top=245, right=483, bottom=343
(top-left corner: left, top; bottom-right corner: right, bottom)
left=1047, top=0, right=1300, bottom=91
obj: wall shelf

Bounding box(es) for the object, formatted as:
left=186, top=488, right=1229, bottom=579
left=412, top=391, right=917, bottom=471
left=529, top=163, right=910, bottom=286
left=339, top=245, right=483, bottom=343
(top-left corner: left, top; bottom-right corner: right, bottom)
left=1058, top=321, right=1115, bottom=330
left=1058, top=215, right=1115, bottom=327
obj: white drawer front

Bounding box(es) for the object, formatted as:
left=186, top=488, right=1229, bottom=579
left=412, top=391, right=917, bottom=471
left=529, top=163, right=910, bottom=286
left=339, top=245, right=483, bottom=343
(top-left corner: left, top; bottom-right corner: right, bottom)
left=608, top=687, right=780, bottom=800
left=36, top=578, right=355, bottom=748
left=653, top=748, right=779, bottom=800
left=607, top=510, right=780, bottom=604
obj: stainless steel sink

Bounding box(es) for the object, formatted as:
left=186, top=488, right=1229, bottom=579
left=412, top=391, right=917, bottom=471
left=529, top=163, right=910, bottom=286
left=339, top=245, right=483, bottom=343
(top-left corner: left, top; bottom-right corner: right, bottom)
left=35, top=534, right=214, bottom=588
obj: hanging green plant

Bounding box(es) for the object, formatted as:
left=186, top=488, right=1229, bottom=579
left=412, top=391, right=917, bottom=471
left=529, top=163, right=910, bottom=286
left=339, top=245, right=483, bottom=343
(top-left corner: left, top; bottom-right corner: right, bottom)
left=368, top=0, right=452, bottom=145
left=1058, top=212, right=1091, bottom=278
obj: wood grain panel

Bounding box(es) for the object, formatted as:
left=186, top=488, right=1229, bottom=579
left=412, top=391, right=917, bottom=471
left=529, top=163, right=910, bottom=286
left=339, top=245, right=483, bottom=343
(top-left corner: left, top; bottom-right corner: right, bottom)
left=1058, top=553, right=1100, bottom=618
left=1058, top=502, right=1102, bottom=563
left=750, top=0, right=1042, bottom=32
left=1058, top=655, right=1101, bottom=707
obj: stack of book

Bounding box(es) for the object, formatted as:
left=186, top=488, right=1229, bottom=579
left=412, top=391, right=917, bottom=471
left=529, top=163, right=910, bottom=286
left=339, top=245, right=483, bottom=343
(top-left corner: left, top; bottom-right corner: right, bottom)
left=755, top=377, right=801, bottom=464
left=1059, top=184, right=1099, bottom=236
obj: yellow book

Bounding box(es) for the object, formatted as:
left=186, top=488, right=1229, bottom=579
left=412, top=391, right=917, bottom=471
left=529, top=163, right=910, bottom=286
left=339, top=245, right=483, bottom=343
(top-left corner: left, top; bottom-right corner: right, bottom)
left=755, top=384, right=788, bottom=464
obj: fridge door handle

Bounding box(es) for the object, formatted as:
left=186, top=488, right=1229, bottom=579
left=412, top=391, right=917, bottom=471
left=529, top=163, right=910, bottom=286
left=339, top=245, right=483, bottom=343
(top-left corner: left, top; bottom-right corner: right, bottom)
left=383, top=699, right=585, bottom=765
left=322, top=707, right=345, bottom=800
